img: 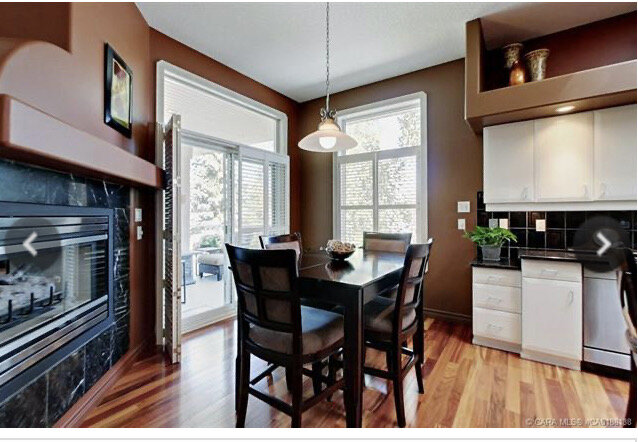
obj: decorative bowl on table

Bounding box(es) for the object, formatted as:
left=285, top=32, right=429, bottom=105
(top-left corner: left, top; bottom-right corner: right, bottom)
left=324, top=240, right=356, bottom=261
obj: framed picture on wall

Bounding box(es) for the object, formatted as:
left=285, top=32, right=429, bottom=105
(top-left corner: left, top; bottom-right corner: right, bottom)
left=104, top=43, right=132, bottom=137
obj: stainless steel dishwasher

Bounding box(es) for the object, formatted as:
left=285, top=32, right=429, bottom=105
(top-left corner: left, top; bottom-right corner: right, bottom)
left=583, top=268, right=631, bottom=370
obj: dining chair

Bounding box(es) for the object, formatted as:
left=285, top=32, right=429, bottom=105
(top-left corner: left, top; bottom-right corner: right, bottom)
left=259, top=232, right=302, bottom=259
left=361, top=239, right=433, bottom=427
left=363, top=232, right=412, bottom=253
left=226, top=244, right=345, bottom=428
left=363, top=232, right=412, bottom=299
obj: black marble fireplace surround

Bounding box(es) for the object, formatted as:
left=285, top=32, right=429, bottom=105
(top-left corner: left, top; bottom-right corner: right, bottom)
left=0, top=159, right=130, bottom=427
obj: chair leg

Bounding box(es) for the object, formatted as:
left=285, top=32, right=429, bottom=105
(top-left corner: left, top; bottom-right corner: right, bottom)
left=285, top=367, right=293, bottom=391
left=311, top=361, right=323, bottom=396
left=415, top=357, right=425, bottom=394
left=236, top=349, right=250, bottom=428
left=391, top=348, right=406, bottom=428
left=290, top=363, right=303, bottom=428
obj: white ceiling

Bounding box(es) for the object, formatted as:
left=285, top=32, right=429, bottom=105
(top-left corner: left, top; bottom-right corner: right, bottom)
left=137, top=2, right=636, bottom=103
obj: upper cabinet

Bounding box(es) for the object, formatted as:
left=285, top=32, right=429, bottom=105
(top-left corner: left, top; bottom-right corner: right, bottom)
left=594, top=104, right=637, bottom=201
left=483, top=105, right=637, bottom=211
left=484, top=121, right=534, bottom=204
left=534, top=112, right=593, bottom=202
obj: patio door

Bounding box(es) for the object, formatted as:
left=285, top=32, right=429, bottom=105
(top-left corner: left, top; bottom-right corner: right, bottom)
left=180, top=133, right=235, bottom=333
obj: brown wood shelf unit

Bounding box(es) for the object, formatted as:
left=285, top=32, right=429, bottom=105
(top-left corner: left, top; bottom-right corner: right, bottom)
left=0, top=94, right=163, bottom=188
left=465, top=18, right=637, bottom=133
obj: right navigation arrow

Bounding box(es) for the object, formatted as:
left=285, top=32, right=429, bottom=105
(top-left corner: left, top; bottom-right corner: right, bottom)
left=595, top=230, right=612, bottom=256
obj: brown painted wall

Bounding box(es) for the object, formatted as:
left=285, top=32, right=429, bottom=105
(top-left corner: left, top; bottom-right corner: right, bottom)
left=298, top=59, right=482, bottom=319
left=0, top=3, right=72, bottom=51
left=149, top=29, right=302, bottom=232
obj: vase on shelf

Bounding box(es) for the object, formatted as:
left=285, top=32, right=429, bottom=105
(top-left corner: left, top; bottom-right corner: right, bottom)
left=502, top=43, right=523, bottom=70
left=525, top=49, right=550, bottom=81
left=509, top=59, right=526, bottom=86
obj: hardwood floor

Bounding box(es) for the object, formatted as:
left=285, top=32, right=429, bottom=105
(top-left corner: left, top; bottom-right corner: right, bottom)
left=79, top=318, right=630, bottom=428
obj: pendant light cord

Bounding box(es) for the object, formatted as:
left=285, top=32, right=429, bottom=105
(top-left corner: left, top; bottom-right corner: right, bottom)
left=325, top=1, right=330, bottom=114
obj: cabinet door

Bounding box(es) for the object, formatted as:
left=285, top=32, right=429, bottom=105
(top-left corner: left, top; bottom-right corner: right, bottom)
left=484, top=121, right=534, bottom=203
left=522, top=277, right=582, bottom=361
left=594, top=104, right=637, bottom=201
left=535, top=112, right=594, bottom=202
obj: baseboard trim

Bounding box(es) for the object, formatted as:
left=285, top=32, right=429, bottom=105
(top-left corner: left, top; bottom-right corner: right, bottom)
left=473, top=336, right=521, bottom=354
left=521, top=348, right=581, bottom=371
left=424, top=308, right=472, bottom=324
left=54, top=337, right=152, bottom=428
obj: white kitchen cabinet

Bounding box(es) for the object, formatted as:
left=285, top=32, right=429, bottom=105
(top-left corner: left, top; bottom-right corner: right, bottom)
left=484, top=121, right=534, bottom=203
left=534, top=112, right=594, bottom=202
left=521, top=260, right=582, bottom=369
left=594, top=104, right=637, bottom=201
left=472, top=267, right=522, bottom=353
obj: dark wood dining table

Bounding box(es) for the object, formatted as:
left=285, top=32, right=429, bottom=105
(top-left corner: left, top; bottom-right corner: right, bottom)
left=297, top=249, right=424, bottom=428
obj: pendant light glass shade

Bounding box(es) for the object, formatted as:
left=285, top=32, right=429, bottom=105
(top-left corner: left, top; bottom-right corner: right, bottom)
left=298, top=2, right=358, bottom=153
left=298, top=117, right=358, bottom=152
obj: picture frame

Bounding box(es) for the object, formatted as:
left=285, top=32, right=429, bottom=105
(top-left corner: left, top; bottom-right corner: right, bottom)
left=104, top=43, right=132, bottom=138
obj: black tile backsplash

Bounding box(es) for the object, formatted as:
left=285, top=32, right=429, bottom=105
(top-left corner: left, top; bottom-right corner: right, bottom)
left=475, top=192, right=637, bottom=259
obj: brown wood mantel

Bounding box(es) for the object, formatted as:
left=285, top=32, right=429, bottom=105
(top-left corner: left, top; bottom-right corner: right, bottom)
left=0, top=94, right=162, bottom=188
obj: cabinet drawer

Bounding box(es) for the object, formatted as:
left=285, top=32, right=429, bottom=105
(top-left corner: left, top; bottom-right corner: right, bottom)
left=472, top=268, right=521, bottom=287
left=473, top=308, right=521, bottom=344
left=521, top=260, right=581, bottom=282
left=473, top=283, right=521, bottom=313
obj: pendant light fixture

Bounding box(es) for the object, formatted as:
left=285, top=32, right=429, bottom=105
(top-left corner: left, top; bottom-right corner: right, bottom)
left=298, top=2, right=358, bottom=153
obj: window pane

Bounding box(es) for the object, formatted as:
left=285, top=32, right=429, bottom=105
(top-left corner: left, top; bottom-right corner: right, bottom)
left=164, top=77, right=277, bottom=151
left=378, top=155, right=417, bottom=205
left=378, top=208, right=416, bottom=237
left=340, top=161, right=373, bottom=206
left=343, top=107, right=420, bottom=155
left=340, top=209, right=373, bottom=246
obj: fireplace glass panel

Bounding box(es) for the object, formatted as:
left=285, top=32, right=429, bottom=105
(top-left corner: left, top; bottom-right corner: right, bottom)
left=0, top=238, right=108, bottom=345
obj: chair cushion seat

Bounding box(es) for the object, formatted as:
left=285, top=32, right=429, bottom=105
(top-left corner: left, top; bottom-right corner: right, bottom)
left=363, top=295, right=416, bottom=334
left=249, top=306, right=344, bottom=355
left=198, top=253, right=224, bottom=265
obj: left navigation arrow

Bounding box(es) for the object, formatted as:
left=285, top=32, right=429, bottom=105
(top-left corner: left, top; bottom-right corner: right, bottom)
left=23, top=231, right=38, bottom=256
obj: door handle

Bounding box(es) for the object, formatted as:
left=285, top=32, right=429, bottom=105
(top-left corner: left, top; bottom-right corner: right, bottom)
left=568, top=290, right=574, bottom=305
left=521, top=187, right=529, bottom=200
left=600, top=182, right=607, bottom=198
left=583, top=184, right=589, bottom=198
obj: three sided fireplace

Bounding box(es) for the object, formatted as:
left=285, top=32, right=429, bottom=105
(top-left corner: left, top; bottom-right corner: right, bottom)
left=0, top=203, right=114, bottom=398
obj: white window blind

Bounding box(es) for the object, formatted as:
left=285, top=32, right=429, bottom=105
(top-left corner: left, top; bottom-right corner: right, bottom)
left=334, top=94, right=427, bottom=246
left=236, top=147, right=289, bottom=248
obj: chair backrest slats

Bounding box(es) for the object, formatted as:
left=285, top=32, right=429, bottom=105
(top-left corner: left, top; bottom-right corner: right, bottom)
left=226, top=244, right=302, bottom=351
left=259, top=232, right=303, bottom=259
left=392, top=239, right=434, bottom=335
left=363, top=232, right=412, bottom=253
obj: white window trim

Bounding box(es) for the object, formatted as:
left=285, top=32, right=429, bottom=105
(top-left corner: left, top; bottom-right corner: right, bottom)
left=156, top=60, right=288, bottom=156
left=333, top=92, right=428, bottom=243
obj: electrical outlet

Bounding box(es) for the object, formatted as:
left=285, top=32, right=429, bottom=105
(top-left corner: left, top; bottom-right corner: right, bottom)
left=488, top=219, right=498, bottom=228
left=535, top=219, right=546, bottom=232
left=499, top=218, right=509, bottom=229
left=135, top=208, right=143, bottom=222
left=457, top=218, right=466, bottom=230
left=457, top=201, right=470, bottom=213
left=136, top=225, right=143, bottom=240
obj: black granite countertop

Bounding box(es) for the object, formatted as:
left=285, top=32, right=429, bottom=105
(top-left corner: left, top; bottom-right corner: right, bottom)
left=471, top=248, right=625, bottom=270
left=471, top=257, right=520, bottom=270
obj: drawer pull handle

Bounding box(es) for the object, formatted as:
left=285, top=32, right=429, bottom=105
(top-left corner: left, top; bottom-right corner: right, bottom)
left=487, top=323, right=503, bottom=333
left=487, top=275, right=504, bottom=282
left=540, top=268, right=558, bottom=275
left=487, top=296, right=502, bottom=304
left=568, top=290, right=574, bottom=305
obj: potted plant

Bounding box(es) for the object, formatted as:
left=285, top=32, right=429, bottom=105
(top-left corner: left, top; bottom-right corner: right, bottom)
left=463, top=226, right=517, bottom=261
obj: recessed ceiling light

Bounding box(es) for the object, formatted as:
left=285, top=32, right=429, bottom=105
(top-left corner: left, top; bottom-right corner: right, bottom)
left=556, top=105, right=575, bottom=113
